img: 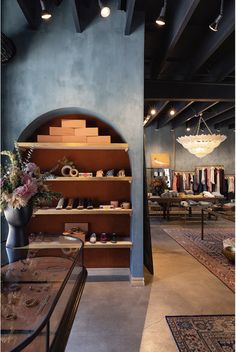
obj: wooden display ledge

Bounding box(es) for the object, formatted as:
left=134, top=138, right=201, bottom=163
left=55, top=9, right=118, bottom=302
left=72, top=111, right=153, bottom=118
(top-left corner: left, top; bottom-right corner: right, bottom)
left=17, top=142, right=129, bottom=151
left=33, top=208, right=132, bottom=215
left=84, top=240, right=132, bottom=249
left=45, top=176, right=132, bottom=182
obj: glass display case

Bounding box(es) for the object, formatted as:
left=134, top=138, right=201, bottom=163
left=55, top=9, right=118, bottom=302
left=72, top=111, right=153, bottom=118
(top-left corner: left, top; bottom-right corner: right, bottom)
left=1, top=235, right=87, bottom=352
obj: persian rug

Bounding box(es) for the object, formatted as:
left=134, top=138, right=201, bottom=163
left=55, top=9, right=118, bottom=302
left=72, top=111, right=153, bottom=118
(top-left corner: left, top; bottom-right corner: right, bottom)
left=163, top=227, right=235, bottom=291
left=166, top=315, right=235, bottom=352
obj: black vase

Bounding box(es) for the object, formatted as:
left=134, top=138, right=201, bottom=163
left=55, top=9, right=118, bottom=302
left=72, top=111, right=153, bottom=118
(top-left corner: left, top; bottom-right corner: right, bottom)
left=4, top=204, right=33, bottom=248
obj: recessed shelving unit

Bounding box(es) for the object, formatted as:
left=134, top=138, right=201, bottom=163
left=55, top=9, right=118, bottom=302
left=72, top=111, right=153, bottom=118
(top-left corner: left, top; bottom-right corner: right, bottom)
left=17, top=142, right=129, bottom=151
left=33, top=208, right=132, bottom=216
left=23, top=114, right=132, bottom=269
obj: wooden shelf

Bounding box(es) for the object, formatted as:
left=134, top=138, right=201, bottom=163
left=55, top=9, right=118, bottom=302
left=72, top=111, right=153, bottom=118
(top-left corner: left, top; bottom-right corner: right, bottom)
left=17, top=142, right=129, bottom=151
left=33, top=208, right=132, bottom=216
left=84, top=240, right=132, bottom=249
left=45, top=176, right=132, bottom=182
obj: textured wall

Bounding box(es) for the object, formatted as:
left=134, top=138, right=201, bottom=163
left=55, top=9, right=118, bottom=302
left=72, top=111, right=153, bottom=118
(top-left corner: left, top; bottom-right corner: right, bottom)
left=145, top=124, right=235, bottom=174
left=2, top=1, right=144, bottom=278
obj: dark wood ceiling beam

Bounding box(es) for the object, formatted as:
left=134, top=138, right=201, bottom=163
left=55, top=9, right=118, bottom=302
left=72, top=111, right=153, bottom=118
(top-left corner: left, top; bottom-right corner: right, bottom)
left=215, top=117, right=235, bottom=129
left=145, top=80, right=235, bottom=101
left=71, top=0, right=83, bottom=33
left=124, top=0, right=136, bottom=35
left=144, top=101, right=169, bottom=128
left=189, top=102, right=235, bottom=127
left=228, top=123, right=235, bottom=129
left=171, top=102, right=218, bottom=128
left=201, top=53, right=235, bottom=83
left=158, top=101, right=194, bottom=128
left=188, top=1, right=235, bottom=75
left=158, top=0, right=200, bottom=76
left=206, top=108, right=235, bottom=125
left=17, top=0, right=42, bottom=29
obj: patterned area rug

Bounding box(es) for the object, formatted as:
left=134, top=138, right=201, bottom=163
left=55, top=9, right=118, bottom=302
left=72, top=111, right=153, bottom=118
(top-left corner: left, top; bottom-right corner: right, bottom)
left=163, top=227, right=235, bottom=291
left=166, top=315, right=235, bottom=352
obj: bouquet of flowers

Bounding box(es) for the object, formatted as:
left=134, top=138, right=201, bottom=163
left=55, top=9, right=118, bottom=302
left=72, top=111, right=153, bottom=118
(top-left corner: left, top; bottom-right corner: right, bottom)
left=0, top=144, right=60, bottom=211
left=150, top=176, right=168, bottom=196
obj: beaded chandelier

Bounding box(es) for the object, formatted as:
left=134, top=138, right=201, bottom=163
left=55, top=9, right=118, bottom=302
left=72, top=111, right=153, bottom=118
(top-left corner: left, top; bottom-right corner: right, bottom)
left=176, top=113, right=227, bottom=158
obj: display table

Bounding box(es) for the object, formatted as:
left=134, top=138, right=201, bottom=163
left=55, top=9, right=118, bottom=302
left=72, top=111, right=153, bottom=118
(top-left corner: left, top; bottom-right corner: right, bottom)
left=1, top=235, right=87, bottom=352
left=149, top=195, right=224, bottom=220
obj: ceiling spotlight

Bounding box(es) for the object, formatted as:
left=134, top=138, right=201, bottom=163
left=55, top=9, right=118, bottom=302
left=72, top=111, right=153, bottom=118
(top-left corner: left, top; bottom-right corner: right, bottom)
left=156, top=0, right=167, bottom=26
left=40, top=0, right=52, bottom=20
left=186, top=122, right=191, bottom=132
left=169, top=108, right=176, bottom=116
left=209, top=0, right=224, bottom=32
left=150, top=109, right=157, bottom=116
left=98, top=0, right=110, bottom=18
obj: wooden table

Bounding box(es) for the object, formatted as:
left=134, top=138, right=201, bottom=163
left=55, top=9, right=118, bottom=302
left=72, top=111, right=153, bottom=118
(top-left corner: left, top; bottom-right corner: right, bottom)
left=149, top=196, right=224, bottom=220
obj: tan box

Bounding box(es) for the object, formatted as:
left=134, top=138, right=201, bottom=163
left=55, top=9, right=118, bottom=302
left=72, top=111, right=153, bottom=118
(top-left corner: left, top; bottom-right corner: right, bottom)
left=75, top=127, right=98, bottom=136
left=61, top=135, right=87, bottom=143
left=86, top=136, right=111, bottom=144
left=49, top=127, right=75, bottom=136
left=61, top=119, right=86, bottom=128
left=37, top=135, right=63, bottom=142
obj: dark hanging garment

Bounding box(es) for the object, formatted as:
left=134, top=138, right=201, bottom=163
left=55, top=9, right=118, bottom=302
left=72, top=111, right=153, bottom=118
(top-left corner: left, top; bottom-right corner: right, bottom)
left=178, top=174, right=184, bottom=192
left=220, top=169, right=226, bottom=194
left=193, top=175, right=198, bottom=193
left=198, top=169, right=203, bottom=192
left=203, top=168, right=208, bottom=191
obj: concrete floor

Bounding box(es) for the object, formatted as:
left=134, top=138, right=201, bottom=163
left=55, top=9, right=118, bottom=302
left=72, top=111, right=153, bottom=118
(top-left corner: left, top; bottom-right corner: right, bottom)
left=66, top=218, right=235, bottom=352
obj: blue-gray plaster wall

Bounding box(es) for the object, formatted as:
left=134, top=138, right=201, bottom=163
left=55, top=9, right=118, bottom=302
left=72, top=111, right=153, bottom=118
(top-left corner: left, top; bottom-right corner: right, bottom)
left=145, top=124, right=235, bottom=174
left=1, top=1, right=144, bottom=278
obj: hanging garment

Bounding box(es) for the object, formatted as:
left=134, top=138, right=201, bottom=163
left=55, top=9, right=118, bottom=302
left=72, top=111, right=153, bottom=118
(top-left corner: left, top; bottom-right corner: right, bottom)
left=210, top=167, right=215, bottom=184
left=190, top=173, right=194, bottom=191
left=219, top=168, right=226, bottom=194
left=178, top=174, right=184, bottom=192
left=198, top=169, right=203, bottom=192
left=228, top=176, right=235, bottom=193
left=193, top=175, right=198, bottom=193
left=172, top=173, right=177, bottom=191
left=183, top=172, right=187, bottom=190
left=201, top=168, right=205, bottom=184
left=164, top=169, right=171, bottom=188
left=215, top=169, right=220, bottom=193
left=207, top=167, right=212, bottom=192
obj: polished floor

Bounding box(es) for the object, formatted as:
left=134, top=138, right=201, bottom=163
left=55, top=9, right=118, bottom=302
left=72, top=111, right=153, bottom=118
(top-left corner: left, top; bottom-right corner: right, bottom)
left=66, top=217, right=235, bottom=352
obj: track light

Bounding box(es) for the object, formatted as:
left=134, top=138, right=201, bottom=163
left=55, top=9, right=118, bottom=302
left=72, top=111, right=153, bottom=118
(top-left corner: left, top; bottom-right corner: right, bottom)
left=186, top=122, right=191, bottom=132
left=156, top=0, right=167, bottom=26
left=150, top=108, right=157, bottom=116
left=40, top=0, right=52, bottom=20
left=209, top=0, right=224, bottom=32
left=169, top=108, right=176, bottom=116
left=98, top=0, right=110, bottom=18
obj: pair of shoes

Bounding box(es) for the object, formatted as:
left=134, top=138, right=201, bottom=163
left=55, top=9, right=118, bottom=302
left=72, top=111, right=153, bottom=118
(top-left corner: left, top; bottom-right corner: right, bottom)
left=117, top=169, right=125, bottom=177
left=90, top=233, right=97, bottom=243
left=106, top=169, right=114, bottom=177
left=96, top=170, right=104, bottom=177
left=77, top=199, right=94, bottom=209
left=66, top=198, right=74, bottom=209
left=111, top=233, right=117, bottom=243
left=56, top=197, right=65, bottom=209
left=100, top=232, right=108, bottom=243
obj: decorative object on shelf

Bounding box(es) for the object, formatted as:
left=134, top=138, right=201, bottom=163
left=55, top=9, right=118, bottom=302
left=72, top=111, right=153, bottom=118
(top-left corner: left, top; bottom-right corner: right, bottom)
left=150, top=176, right=168, bottom=196
left=1, top=145, right=60, bottom=248
left=110, top=200, right=119, bottom=208
left=111, top=233, right=117, bottom=243
left=121, top=202, right=130, bottom=209
left=69, top=168, right=79, bottom=177
left=117, top=169, right=126, bottom=177
left=96, top=169, right=104, bottom=177
left=79, top=172, right=93, bottom=177
left=106, top=169, right=114, bottom=176
left=89, top=233, right=97, bottom=244
left=177, top=113, right=227, bottom=158
left=100, top=232, right=108, bottom=243
left=61, top=165, right=72, bottom=177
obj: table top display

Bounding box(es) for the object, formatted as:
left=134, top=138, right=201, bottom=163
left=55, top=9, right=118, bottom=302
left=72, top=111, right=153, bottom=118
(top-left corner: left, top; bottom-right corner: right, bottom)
left=1, top=235, right=86, bottom=352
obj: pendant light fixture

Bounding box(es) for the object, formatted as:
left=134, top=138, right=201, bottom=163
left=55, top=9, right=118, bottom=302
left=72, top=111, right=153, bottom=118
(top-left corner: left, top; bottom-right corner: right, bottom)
left=177, top=113, right=227, bottom=158
left=40, top=0, right=52, bottom=20
left=98, top=0, right=111, bottom=18
left=209, top=0, right=224, bottom=32
left=156, top=0, right=167, bottom=26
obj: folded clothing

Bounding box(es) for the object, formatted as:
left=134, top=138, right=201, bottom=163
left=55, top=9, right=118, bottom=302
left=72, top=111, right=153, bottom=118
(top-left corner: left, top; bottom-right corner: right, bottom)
left=212, top=192, right=224, bottom=198
left=202, top=191, right=215, bottom=198
left=184, top=190, right=194, bottom=195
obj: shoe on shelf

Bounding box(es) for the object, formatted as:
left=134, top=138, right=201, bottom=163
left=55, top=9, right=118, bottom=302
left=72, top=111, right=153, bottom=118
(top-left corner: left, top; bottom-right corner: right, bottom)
left=87, top=199, right=94, bottom=209
left=77, top=198, right=85, bottom=209
left=117, top=169, right=125, bottom=177
left=96, top=170, right=104, bottom=177
left=106, top=169, right=114, bottom=177
left=100, top=232, right=108, bottom=243
left=89, top=233, right=97, bottom=244
left=56, top=197, right=65, bottom=210
left=66, top=198, right=74, bottom=209
left=111, top=233, right=117, bottom=243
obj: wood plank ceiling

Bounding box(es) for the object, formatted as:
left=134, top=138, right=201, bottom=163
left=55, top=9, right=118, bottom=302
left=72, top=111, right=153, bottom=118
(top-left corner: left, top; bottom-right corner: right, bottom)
left=3, top=0, right=235, bottom=131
